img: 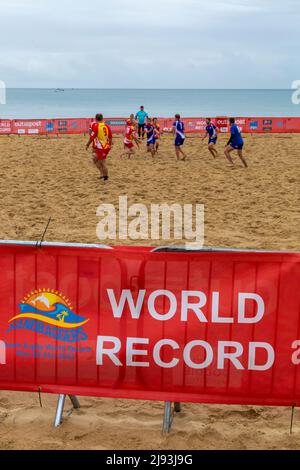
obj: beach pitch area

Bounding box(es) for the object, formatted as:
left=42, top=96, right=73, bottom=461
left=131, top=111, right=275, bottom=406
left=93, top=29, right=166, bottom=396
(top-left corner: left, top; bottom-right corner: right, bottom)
left=0, top=132, right=299, bottom=449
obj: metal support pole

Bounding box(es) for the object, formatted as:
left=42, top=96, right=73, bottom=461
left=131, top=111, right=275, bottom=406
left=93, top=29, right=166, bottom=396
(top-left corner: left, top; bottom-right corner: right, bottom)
left=54, top=394, right=66, bottom=427
left=162, top=401, right=172, bottom=434
left=54, top=395, right=80, bottom=427
left=69, top=395, right=80, bottom=409
left=174, top=402, right=181, bottom=413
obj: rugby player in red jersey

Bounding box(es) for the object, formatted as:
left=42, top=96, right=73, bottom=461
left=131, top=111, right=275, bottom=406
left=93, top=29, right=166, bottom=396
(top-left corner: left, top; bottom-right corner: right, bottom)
left=86, top=114, right=112, bottom=181
left=120, top=117, right=140, bottom=159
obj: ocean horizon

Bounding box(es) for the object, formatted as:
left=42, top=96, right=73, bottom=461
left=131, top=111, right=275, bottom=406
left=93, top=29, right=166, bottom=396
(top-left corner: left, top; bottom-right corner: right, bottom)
left=0, top=88, right=299, bottom=119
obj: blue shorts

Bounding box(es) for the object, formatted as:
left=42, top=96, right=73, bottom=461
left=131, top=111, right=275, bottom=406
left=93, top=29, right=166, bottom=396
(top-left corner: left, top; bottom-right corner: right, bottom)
left=230, top=143, right=244, bottom=150
left=175, top=136, right=185, bottom=147
left=147, top=138, right=155, bottom=146
left=209, top=137, right=217, bottom=144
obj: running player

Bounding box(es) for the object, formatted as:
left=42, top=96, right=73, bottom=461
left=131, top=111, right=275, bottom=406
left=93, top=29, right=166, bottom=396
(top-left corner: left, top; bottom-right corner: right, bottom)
left=145, top=118, right=156, bottom=158
left=202, top=118, right=218, bottom=158
left=120, top=117, right=140, bottom=158
left=153, top=118, right=161, bottom=153
left=86, top=114, right=112, bottom=181
left=224, top=118, right=248, bottom=168
left=173, top=114, right=187, bottom=161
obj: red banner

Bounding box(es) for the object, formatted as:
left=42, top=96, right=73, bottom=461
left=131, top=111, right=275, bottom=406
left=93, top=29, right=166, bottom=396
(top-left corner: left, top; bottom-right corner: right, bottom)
left=1, top=117, right=300, bottom=135
left=0, top=242, right=300, bottom=406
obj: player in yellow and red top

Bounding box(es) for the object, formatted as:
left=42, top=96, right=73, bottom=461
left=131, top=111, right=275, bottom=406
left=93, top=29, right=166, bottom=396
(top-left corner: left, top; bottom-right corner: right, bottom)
left=120, top=116, right=140, bottom=159
left=86, top=114, right=112, bottom=181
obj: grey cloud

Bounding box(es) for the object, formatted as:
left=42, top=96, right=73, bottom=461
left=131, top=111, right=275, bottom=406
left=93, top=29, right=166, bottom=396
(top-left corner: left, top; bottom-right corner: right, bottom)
left=0, top=0, right=299, bottom=87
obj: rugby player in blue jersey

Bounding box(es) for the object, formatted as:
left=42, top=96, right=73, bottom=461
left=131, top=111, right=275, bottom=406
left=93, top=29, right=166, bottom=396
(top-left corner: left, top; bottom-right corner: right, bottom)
left=173, top=114, right=187, bottom=161
left=145, top=117, right=156, bottom=158
left=224, top=118, right=248, bottom=168
left=202, top=118, right=219, bottom=158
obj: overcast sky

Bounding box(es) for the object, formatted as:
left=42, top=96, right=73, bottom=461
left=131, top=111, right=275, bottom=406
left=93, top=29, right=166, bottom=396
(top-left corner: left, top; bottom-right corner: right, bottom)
left=0, top=0, right=299, bottom=88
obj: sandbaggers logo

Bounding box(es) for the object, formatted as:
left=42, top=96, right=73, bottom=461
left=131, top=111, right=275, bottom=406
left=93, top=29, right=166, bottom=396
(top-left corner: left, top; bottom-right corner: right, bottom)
left=7, top=289, right=89, bottom=343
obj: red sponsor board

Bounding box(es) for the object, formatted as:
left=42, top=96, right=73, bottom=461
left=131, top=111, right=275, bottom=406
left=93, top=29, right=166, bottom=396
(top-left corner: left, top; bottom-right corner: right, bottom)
left=215, top=117, right=247, bottom=134
left=12, top=119, right=47, bottom=135
left=53, top=118, right=89, bottom=134
left=215, top=116, right=229, bottom=133
left=0, top=120, right=12, bottom=134
left=285, top=118, right=300, bottom=133
left=246, top=118, right=286, bottom=134
left=101, top=118, right=127, bottom=134
left=0, top=242, right=300, bottom=406
left=0, top=117, right=300, bottom=135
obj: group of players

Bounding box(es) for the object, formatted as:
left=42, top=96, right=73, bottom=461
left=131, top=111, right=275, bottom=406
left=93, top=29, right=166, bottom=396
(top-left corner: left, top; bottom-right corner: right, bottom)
left=121, top=114, right=163, bottom=159
left=86, top=108, right=248, bottom=181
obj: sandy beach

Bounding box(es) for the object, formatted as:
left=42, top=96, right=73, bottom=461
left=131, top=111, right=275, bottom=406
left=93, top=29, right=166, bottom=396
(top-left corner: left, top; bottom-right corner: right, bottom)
left=0, top=132, right=299, bottom=450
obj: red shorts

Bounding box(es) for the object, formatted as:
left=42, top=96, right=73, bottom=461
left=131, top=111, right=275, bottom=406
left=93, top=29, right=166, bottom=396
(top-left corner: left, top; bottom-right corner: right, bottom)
left=93, top=148, right=110, bottom=160
left=124, top=142, right=134, bottom=149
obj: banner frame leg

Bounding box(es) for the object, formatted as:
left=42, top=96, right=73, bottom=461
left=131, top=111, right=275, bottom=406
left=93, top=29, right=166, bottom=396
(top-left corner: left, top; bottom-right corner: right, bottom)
left=174, top=402, right=181, bottom=413
left=54, top=394, right=80, bottom=427
left=69, top=395, right=80, bottom=409
left=162, top=401, right=172, bottom=434
left=54, top=394, right=66, bottom=427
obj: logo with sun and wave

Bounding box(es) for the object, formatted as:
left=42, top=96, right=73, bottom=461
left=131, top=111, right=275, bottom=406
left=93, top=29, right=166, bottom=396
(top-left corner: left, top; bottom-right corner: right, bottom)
left=7, top=289, right=89, bottom=343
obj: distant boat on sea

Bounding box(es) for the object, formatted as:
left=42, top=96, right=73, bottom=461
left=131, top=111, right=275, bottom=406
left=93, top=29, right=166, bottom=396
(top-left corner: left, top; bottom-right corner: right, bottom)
left=55, top=88, right=65, bottom=92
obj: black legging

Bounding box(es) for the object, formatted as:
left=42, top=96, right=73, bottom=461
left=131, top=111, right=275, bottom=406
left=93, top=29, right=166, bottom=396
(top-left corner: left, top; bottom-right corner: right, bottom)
left=138, top=123, right=145, bottom=138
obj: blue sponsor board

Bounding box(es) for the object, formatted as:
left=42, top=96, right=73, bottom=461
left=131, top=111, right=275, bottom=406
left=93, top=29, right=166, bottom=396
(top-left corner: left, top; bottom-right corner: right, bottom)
left=45, top=121, right=54, bottom=132
left=249, top=121, right=259, bottom=130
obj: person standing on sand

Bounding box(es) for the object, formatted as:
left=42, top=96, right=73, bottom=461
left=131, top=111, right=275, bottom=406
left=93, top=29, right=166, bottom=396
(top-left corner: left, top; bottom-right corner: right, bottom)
left=224, top=118, right=248, bottom=168
left=135, top=106, right=148, bottom=139
left=86, top=114, right=112, bottom=181
left=173, top=114, right=187, bottom=161
left=202, top=118, right=219, bottom=158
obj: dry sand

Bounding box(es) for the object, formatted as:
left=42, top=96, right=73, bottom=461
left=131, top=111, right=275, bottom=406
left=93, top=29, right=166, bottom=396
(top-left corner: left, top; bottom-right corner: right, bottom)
left=0, top=132, right=299, bottom=450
